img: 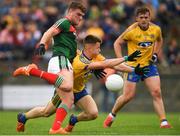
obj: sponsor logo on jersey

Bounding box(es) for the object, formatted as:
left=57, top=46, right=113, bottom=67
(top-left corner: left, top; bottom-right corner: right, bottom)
left=138, top=41, right=153, bottom=47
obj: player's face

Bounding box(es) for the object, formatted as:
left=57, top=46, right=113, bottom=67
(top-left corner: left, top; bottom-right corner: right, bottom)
left=91, top=42, right=101, bottom=57
left=136, top=12, right=151, bottom=30
left=69, top=9, right=85, bottom=26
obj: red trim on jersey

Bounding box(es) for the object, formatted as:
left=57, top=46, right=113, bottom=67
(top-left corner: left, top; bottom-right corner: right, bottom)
left=64, top=16, right=76, bottom=32
left=65, top=16, right=71, bottom=21
left=69, top=25, right=76, bottom=32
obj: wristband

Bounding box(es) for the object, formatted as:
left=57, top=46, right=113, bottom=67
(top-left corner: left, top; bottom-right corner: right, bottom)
left=124, top=56, right=128, bottom=61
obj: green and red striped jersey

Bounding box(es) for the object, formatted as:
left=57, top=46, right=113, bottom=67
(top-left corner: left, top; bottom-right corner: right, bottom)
left=52, top=18, right=77, bottom=61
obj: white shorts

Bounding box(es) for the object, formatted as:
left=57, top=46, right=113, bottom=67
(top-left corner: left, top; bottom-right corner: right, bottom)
left=48, top=56, right=73, bottom=74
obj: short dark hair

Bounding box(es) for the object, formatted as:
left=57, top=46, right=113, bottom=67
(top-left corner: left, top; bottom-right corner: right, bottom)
left=68, top=1, right=86, bottom=13
left=84, top=35, right=102, bottom=44
left=135, top=7, right=150, bottom=16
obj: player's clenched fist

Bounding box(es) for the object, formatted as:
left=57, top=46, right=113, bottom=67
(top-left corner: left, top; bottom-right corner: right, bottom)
left=34, top=43, right=46, bottom=55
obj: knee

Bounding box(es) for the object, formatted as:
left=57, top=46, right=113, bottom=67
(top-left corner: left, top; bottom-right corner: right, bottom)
left=59, top=83, right=73, bottom=92
left=151, top=88, right=161, bottom=98
left=88, top=110, right=98, bottom=120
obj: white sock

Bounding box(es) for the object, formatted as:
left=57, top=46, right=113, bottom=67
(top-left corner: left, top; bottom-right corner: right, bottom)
left=109, top=113, right=115, bottom=121
left=161, top=120, right=168, bottom=126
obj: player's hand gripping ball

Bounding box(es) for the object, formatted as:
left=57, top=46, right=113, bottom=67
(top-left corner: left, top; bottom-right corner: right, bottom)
left=105, top=74, right=124, bottom=92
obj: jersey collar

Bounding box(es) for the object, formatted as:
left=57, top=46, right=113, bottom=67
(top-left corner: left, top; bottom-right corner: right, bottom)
left=82, top=50, right=92, bottom=61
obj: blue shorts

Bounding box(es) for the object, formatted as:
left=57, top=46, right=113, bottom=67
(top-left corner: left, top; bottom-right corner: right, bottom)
left=74, top=88, right=88, bottom=103
left=127, top=64, right=159, bottom=82
left=51, top=88, right=88, bottom=108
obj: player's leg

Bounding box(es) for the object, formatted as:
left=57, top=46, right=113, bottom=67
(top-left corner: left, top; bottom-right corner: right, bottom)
left=16, top=89, right=61, bottom=132
left=49, top=56, right=74, bottom=134
left=16, top=101, right=56, bottom=132
left=26, top=101, right=56, bottom=118
left=13, top=63, right=64, bottom=88
left=145, top=76, right=172, bottom=128
left=104, top=81, right=136, bottom=128
left=65, top=91, right=98, bottom=132
left=76, top=95, right=98, bottom=121
left=104, top=72, right=139, bottom=128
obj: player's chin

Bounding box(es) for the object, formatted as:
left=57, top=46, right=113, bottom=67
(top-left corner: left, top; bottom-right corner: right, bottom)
left=142, top=23, right=148, bottom=27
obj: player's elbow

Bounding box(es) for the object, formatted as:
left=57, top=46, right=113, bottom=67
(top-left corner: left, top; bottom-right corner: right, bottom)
left=113, top=41, right=119, bottom=49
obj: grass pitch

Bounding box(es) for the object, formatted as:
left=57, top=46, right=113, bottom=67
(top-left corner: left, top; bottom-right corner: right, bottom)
left=0, top=111, right=179, bottom=135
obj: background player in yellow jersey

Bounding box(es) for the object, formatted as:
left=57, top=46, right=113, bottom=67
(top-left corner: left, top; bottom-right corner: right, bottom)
left=13, top=35, right=148, bottom=133
left=104, top=7, right=172, bottom=128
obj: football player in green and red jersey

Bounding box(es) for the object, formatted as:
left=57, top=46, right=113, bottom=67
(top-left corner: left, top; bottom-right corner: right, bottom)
left=15, top=2, right=86, bottom=134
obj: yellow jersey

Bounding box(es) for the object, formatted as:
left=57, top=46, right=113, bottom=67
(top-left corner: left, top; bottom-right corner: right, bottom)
left=72, top=52, right=105, bottom=93
left=122, top=22, right=162, bottom=67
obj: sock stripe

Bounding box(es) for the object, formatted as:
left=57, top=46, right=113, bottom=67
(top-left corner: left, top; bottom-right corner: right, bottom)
left=58, top=104, right=69, bottom=113
left=55, top=76, right=64, bottom=87
left=65, top=57, right=69, bottom=70
left=58, top=56, right=62, bottom=70
left=61, top=56, right=65, bottom=69
left=40, top=71, right=44, bottom=78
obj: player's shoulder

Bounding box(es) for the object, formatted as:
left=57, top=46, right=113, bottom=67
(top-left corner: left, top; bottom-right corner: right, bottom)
left=93, top=54, right=106, bottom=61
left=55, top=18, right=71, bottom=29
left=123, top=22, right=139, bottom=34
left=55, top=18, right=69, bottom=24
left=149, top=22, right=161, bottom=30
left=74, top=52, right=91, bottom=65
left=127, top=22, right=139, bottom=31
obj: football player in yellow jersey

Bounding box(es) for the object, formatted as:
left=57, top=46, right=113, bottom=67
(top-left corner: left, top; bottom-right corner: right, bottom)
left=104, top=7, right=172, bottom=128
left=13, top=35, right=148, bottom=133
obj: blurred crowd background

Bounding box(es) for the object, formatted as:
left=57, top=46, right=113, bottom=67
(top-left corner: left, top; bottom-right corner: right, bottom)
left=0, top=0, right=180, bottom=64
left=0, top=0, right=180, bottom=112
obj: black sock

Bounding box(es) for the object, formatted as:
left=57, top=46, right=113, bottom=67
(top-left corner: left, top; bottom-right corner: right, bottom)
left=161, top=119, right=167, bottom=122
left=111, top=112, right=116, bottom=117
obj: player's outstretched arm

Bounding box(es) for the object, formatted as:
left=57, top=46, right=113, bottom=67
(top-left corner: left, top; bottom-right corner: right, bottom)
left=87, top=57, right=126, bottom=70
left=87, top=50, right=141, bottom=70
left=113, top=63, right=133, bottom=73
left=113, top=63, right=149, bottom=76
left=35, top=26, right=61, bottom=56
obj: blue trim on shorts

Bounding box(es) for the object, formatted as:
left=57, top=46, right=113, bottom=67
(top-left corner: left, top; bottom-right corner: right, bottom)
left=74, top=88, right=88, bottom=103
left=127, top=64, right=159, bottom=82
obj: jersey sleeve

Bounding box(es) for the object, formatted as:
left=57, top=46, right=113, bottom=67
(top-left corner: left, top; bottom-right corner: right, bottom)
left=53, top=18, right=69, bottom=32
left=121, top=23, right=137, bottom=41
left=121, top=29, right=131, bottom=41
left=156, top=26, right=162, bottom=40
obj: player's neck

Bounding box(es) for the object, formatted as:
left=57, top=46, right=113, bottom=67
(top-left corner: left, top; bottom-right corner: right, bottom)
left=82, top=50, right=92, bottom=60
left=138, top=24, right=149, bottom=31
